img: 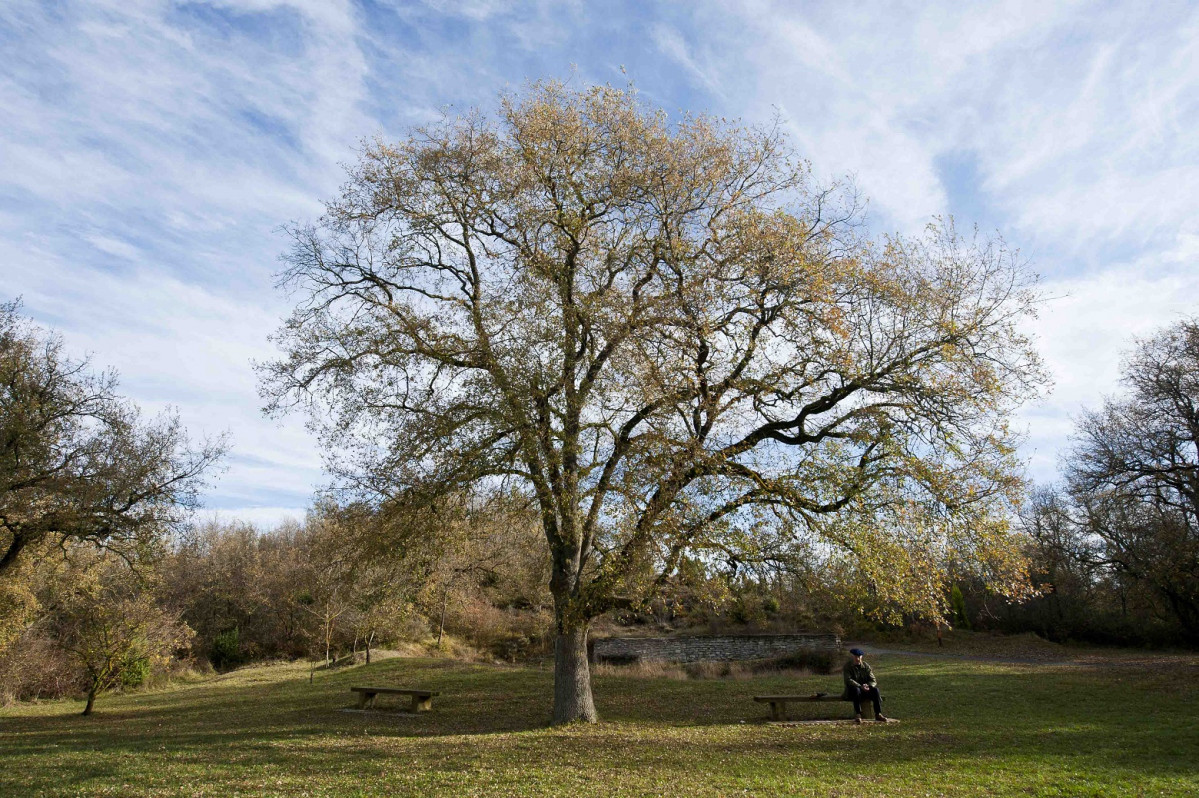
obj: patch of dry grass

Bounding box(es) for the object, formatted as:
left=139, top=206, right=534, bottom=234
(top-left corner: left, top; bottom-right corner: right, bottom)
left=594, top=656, right=835, bottom=681
left=592, top=659, right=689, bottom=679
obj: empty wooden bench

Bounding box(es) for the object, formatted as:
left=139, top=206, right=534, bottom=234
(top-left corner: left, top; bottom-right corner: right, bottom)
left=753, top=692, right=869, bottom=721
left=350, top=686, right=439, bottom=713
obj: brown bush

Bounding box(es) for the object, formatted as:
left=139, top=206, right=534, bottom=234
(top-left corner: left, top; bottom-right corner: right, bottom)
left=0, top=626, right=82, bottom=704
left=441, top=595, right=553, bottom=661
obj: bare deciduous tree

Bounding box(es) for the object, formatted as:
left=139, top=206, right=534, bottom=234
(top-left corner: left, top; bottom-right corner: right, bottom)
left=0, top=300, right=226, bottom=576
left=1067, top=319, right=1199, bottom=638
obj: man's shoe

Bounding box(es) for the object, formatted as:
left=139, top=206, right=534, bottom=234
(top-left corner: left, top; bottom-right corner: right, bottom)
left=875, top=714, right=890, bottom=723
left=854, top=714, right=863, bottom=724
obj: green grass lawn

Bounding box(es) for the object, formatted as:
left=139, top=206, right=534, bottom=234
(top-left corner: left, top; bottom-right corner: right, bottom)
left=2, top=651, right=1197, bottom=797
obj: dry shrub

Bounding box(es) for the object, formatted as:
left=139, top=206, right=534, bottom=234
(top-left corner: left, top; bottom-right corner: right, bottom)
left=592, top=659, right=754, bottom=680
left=0, top=628, right=81, bottom=704
left=442, top=596, right=552, bottom=661
left=684, top=660, right=730, bottom=679
left=684, top=660, right=761, bottom=680
left=345, top=648, right=408, bottom=665
left=385, top=640, right=441, bottom=659
left=391, top=611, right=431, bottom=644
left=134, top=656, right=212, bottom=692
left=429, top=634, right=486, bottom=661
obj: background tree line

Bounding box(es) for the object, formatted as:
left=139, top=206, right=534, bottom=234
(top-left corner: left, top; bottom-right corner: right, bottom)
left=0, top=490, right=556, bottom=707
left=974, top=319, right=1199, bottom=646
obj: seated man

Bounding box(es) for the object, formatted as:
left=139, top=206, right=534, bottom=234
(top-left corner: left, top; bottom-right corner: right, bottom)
left=843, top=647, right=889, bottom=723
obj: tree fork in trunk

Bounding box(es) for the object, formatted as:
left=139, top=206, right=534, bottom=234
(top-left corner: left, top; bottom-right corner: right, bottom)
left=551, top=622, right=597, bottom=725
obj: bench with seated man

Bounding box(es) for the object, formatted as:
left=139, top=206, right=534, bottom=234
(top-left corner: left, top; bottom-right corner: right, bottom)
left=752, top=647, right=891, bottom=723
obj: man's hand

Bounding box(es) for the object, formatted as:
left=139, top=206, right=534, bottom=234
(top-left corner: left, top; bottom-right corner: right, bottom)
left=861, top=685, right=871, bottom=692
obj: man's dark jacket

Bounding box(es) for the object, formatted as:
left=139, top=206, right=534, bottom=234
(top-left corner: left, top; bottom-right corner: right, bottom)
left=841, top=658, right=878, bottom=700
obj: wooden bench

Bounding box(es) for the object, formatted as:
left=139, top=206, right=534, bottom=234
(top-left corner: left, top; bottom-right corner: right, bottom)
left=350, top=686, right=439, bottom=712
left=753, top=692, right=871, bottom=721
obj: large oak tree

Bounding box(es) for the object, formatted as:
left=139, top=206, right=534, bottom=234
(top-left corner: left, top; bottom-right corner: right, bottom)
left=263, top=83, right=1045, bottom=723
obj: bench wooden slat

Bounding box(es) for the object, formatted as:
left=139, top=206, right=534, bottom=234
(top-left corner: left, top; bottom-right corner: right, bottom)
left=351, top=686, right=440, bottom=712
left=752, top=693, right=856, bottom=721
left=350, top=687, right=439, bottom=696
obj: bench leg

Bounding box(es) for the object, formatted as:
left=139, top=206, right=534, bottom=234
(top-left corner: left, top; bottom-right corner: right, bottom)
left=770, top=701, right=784, bottom=721
left=358, top=692, right=373, bottom=710
left=410, top=695, right=432, bottom=713
left=847, top=699, right=875, bottom=719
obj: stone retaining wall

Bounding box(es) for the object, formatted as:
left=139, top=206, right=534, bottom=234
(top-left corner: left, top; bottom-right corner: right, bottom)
left=591, top=633, right=841, bottom=664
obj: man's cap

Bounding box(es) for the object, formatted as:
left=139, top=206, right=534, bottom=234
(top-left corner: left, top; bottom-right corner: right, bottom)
left=849, top=647, right=865, bottom=656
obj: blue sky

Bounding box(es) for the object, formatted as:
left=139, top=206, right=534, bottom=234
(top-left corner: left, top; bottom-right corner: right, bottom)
left=3, top=0, right=1197, bottom=526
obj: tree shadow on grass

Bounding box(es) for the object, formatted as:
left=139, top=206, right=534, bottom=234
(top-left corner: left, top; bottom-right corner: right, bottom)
left=3, top=656, right=1197, bottom=794
left=1, top=658, right=556, bottom=747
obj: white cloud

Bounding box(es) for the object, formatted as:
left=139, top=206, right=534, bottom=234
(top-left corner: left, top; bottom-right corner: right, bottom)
left=663, top=0, right=1199, bottom=263
left=198, top=506, right=309, bottom=530
left=1, top=236, right=324, bottom=510
left=663, top=0, right=1199, bottom=484
left=651, top=25, right=725, bottom=99
left=86, top=234, right=141, bottom=260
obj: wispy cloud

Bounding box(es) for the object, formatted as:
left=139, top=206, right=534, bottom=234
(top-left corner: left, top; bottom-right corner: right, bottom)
left=1, top=0, right=365, bottom=523
left=650, top=25, right=725, bottom=99
left=652, top=0, right=1199, bottom=485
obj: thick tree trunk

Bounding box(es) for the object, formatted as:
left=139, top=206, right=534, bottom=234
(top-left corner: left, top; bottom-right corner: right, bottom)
left=0, top=534, right=29, bottom=576
left=438, top=586, right=449, bottom=649
left=324, top=606, right=332, bottom=667
left=551, top=623, right=597, bottom=725
left=82, top=689, right=96, bottom=716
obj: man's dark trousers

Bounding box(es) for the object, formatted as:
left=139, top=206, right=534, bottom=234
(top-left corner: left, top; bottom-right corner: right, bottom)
left=847, top=685, right=882, bottom=717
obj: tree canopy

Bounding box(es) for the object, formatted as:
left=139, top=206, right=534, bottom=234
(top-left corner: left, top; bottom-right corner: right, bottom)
left=0, top=299, right=225, bottom=576
left=262, top=82, right=1046, bottom=723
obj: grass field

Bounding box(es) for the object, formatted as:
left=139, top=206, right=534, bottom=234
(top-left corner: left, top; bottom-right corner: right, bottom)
left=2, top=648, right=1198, bottom=797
